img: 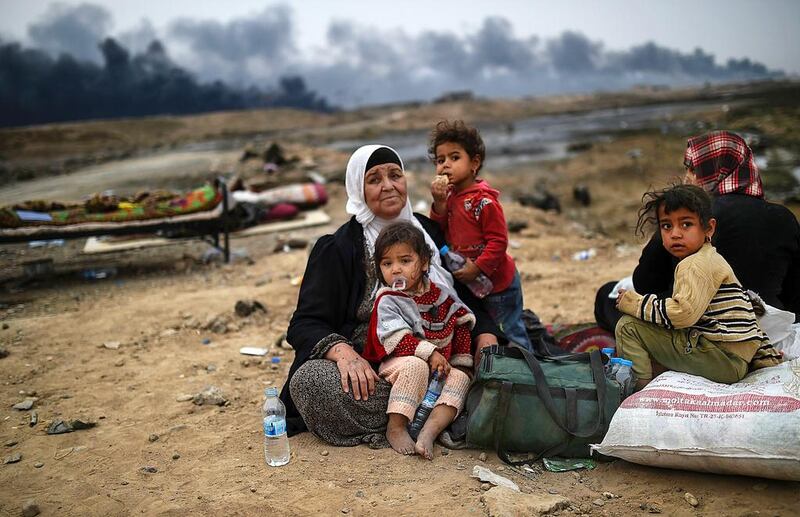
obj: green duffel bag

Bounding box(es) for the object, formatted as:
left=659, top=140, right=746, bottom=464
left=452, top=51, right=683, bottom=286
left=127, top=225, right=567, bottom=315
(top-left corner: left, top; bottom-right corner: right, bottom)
left=465, top=345, right=620, bottom=465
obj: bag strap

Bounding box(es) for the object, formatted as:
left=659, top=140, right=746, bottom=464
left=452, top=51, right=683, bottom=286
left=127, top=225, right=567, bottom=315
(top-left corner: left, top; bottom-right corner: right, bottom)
left=516, top=346, right=608, bottom=438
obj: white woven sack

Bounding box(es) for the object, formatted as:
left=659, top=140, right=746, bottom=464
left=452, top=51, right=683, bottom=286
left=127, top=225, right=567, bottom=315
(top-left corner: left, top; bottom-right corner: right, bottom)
left=593, top=359, right=800, bottom=481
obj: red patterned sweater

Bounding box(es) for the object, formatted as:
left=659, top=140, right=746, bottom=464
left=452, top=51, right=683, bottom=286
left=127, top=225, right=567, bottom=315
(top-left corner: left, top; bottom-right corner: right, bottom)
left=363, top=279, right=475, bottom=368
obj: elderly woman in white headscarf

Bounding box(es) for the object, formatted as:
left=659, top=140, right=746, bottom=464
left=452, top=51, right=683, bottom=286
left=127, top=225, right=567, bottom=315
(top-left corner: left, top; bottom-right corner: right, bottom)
left=281, top=144, right=501, bottom=447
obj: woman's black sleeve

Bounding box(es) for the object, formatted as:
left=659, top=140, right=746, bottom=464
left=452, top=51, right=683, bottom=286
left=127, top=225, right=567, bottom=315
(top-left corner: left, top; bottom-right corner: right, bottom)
left=286, top=235, right=353, bottom=365
left=632, top=233, right=675, bottom=295
left=779, top=219, right=800, bottom=322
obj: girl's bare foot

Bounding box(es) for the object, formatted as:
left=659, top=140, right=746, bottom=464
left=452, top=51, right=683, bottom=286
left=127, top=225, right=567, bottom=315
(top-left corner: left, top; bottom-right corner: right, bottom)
left=386, top=413, right=416, bottom=455
left=414, top=404, right=456, bottom=460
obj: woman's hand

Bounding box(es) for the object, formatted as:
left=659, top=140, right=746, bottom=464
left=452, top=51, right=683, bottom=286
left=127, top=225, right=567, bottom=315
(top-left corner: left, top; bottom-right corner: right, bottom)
left=453, top=258, right=481, bottom=283
left=430, top=175, right=449, bottom=215
left=428, top=350, right=451, bottom=378
left=325, top=342, right=379, bottom=401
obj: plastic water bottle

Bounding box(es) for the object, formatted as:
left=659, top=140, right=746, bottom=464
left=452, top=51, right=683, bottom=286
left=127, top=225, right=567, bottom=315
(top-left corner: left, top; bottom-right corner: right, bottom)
left=614, top=359, right=636, bottom=399
left=262, top=387, right=290, bottom=466
left=601, top=348, right=616, bottom=373
left=407, top=373, right=444, bottom=440
left=439, top=245, right=493, bottom=299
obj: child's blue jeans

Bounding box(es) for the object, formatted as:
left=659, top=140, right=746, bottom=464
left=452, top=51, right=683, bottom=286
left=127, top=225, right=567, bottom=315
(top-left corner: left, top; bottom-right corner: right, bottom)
left=483, top=270, right=532, bottom=351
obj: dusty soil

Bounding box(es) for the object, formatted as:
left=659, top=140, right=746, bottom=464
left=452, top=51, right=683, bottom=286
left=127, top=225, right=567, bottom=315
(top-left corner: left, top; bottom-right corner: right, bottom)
left=1, top=181, right=799, bottom=516
left=2, top=87, right=800, bottom=515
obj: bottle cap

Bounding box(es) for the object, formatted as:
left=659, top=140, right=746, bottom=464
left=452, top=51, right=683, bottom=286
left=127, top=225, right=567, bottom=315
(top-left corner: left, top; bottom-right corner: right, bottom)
left=439, top=245, right=449, bottom=254
left=601, top=347, right=615, bottom=356
left=609, top=357, right=623, bottom=364
left=264, top=387, right=278, bottom=396
left=618, top=359, right=634, bottom=367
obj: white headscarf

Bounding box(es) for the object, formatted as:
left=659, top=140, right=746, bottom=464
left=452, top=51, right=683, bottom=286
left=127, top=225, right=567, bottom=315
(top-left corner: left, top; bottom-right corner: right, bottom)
left=345, top=144, right=453, bottom=289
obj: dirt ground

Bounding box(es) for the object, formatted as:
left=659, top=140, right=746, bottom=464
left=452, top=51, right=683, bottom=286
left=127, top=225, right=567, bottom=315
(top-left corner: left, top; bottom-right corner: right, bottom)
left=1, top=182, right=799, bottom=516
left=2, top=89, right=800, bottom=515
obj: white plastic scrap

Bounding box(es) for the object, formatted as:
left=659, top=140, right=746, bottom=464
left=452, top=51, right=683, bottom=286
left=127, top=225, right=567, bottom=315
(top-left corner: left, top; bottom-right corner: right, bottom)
left=471, top=465, right=520, bottom=492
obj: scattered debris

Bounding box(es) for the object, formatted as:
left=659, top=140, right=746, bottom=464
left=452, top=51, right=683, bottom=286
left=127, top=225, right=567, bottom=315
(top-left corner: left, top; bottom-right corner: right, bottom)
left=573, top=184, right=591, bottom=206
left=46, top=419, right=96, bottom=435
left=192, top=386, right=228, bottom=406
left=148, top=434, right=159, bottom=443
left=175, top=394, right=194, bottom=402
left=13, top=399, right=35, bottom=410
left=240, top=347, right=269, bottom=356
left=103, top=341, right=121, bottom=350
left=571, top=248, right=597, bottom=261
left=542, top=457, right=596, bottom=472
left=479, top=452, right=487, bottom=462
left=22, top=500, right=40, bottom=517
left=472, top=465, right=519, bottom=492
left=273, top=238, right=309, bottom=253
left=235, top=299, right=267, bottom=318
left=517, top=187, right=561, bottom=213
left=140, top=465, right=158, bottom=474
left=29, top=411, right=38, bottom=427
left=4, top=453, right=22, bottom=464
left=684, top=492, right=699, bottom=507
left=480, top=487, right=570, bottom=516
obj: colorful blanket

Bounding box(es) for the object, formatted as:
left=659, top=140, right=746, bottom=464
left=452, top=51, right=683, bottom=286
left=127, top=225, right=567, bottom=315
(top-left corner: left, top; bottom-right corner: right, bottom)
left=0, top=184, right=222, bottom=229
left=547, top=323, right=616, bottom=354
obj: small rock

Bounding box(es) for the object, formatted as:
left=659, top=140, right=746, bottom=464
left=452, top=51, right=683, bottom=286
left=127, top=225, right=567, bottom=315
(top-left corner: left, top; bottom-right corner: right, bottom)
left=121, top=480, right=129, bottom=485
left=548, top=488, right=559, bottom=495
left=250, top=487, right=256, bottom=493
left=752, top=483, right=768, bottom=491
left=22, top=500, right=40, bottom=517
left=2, top=323, right=8, bottom=330
left=579, top=503, right=593, bottom=514
left=355, top=490, right=365, bottom=498
left=175, top=394, right=194, bottom=402
left=234, top=300, right=267, bottom=318
left=481, top=487, right=570, bottom=515
left=12, top=399, right=35, bottom=410
left=496, top=466, right=505, bottom=471
left=140, top=465, right=158, bottom=473
left=641, top=502, right=662, bottom=514
left=160, top=329, right=178, bottom=338
left=201, top=338, right=211, bottom=345
left=321, top=450, right=329, bottom=456
left=340, top=508, right=350, bottom=514
left=479, top=452, right=487, bottom=462
left=34, top=462, right=44, bottom=468
left=103, top=341, right=121, bottom=350
left=481, top=483, right=491, bottom=491
left=4, top=453, right=22, bottom=464
left=172, top=453, right=180, bottom=460
left=148, top=434, right=159, bottom=443
left=114, top=358, right=125, bottom=367
left=29, top=411, right=38, bottom=427
left=5, top=440, right=18, bottom=447
left=206, top=364, right=217, bottom=373
left=192, top=386, right=228, bottom=406
left=684, top=492, right=698, bottom=507
left=592, top=498, right=605, bottom=507
left=441, top=448, right=450, bottom=456
left=0, top=347, right=8, bottom=358
left=602, top=492, right=614, bottom=499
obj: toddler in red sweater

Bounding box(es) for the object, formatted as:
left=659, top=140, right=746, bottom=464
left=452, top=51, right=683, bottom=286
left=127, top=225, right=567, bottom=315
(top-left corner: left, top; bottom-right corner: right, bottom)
left=428, top=120, right=532, bottom=351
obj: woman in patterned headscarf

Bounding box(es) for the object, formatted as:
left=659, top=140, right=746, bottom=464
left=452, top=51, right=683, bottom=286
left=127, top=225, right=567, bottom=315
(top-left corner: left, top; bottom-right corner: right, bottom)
left=280, top=144, right=501, bottom=448
left=596, top=130, right=800, bottom=333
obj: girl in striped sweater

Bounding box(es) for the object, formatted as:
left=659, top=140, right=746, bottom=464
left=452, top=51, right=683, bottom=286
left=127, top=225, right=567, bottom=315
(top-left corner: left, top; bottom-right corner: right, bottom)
left=615, top=184, right=782, bottom=390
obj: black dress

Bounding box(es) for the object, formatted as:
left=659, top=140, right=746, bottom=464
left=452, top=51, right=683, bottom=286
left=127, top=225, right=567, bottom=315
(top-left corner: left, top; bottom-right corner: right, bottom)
left=595, top=194, right=800, bottom=332
left=281, top=214, right=501, bottom=445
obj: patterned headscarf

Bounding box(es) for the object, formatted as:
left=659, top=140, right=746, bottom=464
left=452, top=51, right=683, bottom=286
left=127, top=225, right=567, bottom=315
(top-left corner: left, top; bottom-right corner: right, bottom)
left=683, top=130, right=764, bottom=198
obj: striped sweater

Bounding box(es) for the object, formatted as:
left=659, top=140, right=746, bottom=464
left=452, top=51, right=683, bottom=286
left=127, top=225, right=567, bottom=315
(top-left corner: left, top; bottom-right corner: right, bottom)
left=617, top=243, right=782, bottom=370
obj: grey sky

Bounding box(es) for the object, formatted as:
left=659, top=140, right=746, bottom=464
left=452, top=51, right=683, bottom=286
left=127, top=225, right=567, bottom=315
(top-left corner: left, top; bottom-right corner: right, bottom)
left=2, top=0, right=798, bottom=74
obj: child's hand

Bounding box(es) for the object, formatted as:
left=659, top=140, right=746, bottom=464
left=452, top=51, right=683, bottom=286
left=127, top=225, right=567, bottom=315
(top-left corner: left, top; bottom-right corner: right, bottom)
left=428, top=350, right=451, bottom=378
left=430, top=175, right=449, bottom=214
left=453, top=258, right=481, bottom=283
